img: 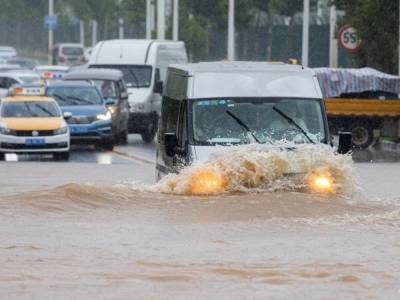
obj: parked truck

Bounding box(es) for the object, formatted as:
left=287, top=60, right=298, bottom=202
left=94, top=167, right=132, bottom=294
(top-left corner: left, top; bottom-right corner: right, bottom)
left=314, top=68, right=400, bottom=148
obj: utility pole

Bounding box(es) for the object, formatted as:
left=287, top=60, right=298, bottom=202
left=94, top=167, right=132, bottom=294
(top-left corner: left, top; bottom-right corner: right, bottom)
left=118, top=18, right=124, bottom=39
left=302, top=0, right=310, bottom=67
left=227, top=0, right=235, bottom=61
left=398, top=0, right=400, bottom=75
left=157, top=0, right=165, bottom=40
left=329, top=5, right=338, bottom=68
left=48, top=0, right=54, bottom=65
left=172, top=0, right=179, bottom=41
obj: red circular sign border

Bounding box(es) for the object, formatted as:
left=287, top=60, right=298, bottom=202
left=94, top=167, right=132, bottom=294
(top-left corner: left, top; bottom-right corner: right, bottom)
left=338, top=24, right=363, bottom=53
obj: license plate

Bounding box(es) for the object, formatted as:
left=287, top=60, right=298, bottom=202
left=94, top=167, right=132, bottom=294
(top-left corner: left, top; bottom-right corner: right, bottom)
left=70, top=127, right=88, bottom=133
left=25, top=138, right=45, bottom=145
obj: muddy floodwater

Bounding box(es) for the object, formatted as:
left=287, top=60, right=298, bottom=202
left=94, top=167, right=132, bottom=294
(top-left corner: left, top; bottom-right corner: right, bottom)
left=0, top=146, right=400, bottom=299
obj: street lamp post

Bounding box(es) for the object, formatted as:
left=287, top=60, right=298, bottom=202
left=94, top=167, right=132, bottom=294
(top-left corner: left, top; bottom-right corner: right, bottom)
left=48, top=0, right=54, bottom=65
left=172, top=0, right=179, bottom=41
left=302, top=0, right=310, bottom=67
left=157, top=0, right=165, bottom=40
left=146, top=0, right=152, bottom=39
left=329, top=5, right=338, bottom=68
left=227, top=0, right=235, bottom=61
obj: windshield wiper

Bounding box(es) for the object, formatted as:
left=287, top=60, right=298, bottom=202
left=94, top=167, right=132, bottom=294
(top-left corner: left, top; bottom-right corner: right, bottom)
left=272, top=106, right=315, bottom=144
left=66, top=95, right=97, bottom=105
left=34, top=103, right=56, bottom=117
left=226, top=110, right=261, bottom=144
left=128, top=70, right=140, bottom=88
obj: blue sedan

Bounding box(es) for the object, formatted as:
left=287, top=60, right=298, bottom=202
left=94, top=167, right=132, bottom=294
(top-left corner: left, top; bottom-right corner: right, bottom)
left=46, top=81, right=114, bottom=150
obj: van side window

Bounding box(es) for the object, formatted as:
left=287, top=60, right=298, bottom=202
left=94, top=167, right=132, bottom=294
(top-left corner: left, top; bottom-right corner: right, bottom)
left=177, top=101, right=187, bottom=148
left=159, top=97, right=180, bottom=142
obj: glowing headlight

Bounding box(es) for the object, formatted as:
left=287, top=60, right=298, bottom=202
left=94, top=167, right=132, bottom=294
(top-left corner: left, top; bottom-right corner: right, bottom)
left=54, top=126, right=68, bottom=135
left=107, top=106, right=118, bottom=114
left=97, top=111, right=112, bottom=121
left=308, top=174, right=333, bottom=193
left=188, top=169, right=225, bottom=195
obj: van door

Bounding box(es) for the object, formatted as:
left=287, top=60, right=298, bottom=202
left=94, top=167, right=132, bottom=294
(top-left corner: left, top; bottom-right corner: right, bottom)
left=157, top=96, right=181, bottom=175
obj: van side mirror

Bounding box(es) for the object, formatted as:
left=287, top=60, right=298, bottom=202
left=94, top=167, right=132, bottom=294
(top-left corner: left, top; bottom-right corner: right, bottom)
left=164, top=133, right=177, bottom=156
left=154, top=81, right=163, bottom=94
left=338, top=132, right=352, bottom=154
left=63, top=111, right=72, bottom=120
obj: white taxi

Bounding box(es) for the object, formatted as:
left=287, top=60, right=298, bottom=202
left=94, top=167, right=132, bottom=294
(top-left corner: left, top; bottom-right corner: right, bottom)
left=0, top=85, right=70, bottom=160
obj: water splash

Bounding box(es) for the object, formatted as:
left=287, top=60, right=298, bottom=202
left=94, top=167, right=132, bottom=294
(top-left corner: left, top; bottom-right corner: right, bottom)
left=156, top=144, right=354, bottom=195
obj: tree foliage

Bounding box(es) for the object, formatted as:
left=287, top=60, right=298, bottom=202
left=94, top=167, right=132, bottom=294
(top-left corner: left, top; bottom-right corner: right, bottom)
left=334, top=0, right=399, bottom=74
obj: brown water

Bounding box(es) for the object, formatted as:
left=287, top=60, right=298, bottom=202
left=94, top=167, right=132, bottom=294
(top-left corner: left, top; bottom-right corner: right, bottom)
left=1, top=145, right=400, bottom=299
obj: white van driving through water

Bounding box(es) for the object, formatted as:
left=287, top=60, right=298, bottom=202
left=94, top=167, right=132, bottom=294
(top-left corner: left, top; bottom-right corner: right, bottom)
left=156, top=62, right=352, bottom=180
left=88, top=39, right=187, bottom=143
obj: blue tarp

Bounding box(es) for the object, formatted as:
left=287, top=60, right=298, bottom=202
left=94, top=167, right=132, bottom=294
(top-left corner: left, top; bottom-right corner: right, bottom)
left=313, top=68, right=400, bottom=98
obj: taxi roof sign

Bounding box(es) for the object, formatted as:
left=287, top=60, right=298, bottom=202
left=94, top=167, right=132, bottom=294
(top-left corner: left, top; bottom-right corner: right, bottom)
left=9, top=85, right=46, bottom=96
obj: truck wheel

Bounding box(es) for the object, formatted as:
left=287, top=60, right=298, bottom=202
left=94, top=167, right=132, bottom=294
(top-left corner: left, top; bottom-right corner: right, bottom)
left=54, top=152, right=70, bottom=161
left=351, top=123, right=373, bottom=149
left=141, top=120, right=157, bottom=143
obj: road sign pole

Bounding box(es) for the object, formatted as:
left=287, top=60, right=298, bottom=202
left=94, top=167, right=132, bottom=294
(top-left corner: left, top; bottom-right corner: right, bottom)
left=227, top=0, right=235, bottom=61
left=48, top=0, right=54, bottom=65
left=302, top=0, right=310, bottom=67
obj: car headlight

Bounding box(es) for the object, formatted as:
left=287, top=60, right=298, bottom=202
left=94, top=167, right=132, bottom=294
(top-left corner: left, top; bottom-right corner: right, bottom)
left=307, top=173, right=333, bottom=193
left=107, top=106, right=118, bottom=114
left=0, top=126, right=13, bottom=135
left=54, top=126, right=68, bottom=135
left=97, top=111, right=112, bottom=121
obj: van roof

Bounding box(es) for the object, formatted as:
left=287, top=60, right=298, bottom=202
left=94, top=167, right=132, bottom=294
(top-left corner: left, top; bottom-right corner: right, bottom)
left=90, top=39, right=186, bottom=65
left=166, top=61, right=321, bottom=99
left=64, top=68, right=123, bottom=81
left=168, top=61, right=306, bottom=76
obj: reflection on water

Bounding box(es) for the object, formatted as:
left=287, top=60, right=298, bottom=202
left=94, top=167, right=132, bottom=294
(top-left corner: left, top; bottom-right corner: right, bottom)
left=96, top=153, right=113, bottom=165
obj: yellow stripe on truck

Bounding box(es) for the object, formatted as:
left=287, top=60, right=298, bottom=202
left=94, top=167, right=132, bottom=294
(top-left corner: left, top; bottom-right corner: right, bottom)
left=325, top=98, right=400, bottom=117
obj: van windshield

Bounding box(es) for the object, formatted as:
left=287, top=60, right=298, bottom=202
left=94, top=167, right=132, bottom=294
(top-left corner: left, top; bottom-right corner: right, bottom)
left=62, top=47, right=84, bottom=56
left=191, top=98, right=326, bottom=145
left=90, top=65, right=152, bottom=88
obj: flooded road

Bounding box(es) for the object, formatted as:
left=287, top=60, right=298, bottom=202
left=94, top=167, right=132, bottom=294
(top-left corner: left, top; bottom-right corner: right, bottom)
left=0, top=144, right=399, bottom=299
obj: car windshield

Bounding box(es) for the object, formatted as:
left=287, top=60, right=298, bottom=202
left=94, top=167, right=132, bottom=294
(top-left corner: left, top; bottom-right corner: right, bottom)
left=1, top=101, right=60, bottom=118
left=191, top=98, right=326, bottom=145
left=92, top=80, right=117, bottom=99
left=62, top=47, right=84, bottom=56
left=46, top=86, right=103, bottom=106
left=90, top=65, right=152, bottom=88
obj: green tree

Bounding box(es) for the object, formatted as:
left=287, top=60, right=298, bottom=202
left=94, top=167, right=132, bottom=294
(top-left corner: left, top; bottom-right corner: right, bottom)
left=334, top=0, right=398, bottom=74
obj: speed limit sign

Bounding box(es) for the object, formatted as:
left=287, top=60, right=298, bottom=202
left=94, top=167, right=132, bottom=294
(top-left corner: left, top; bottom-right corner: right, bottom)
left=338, top=25, right=362, bottom=53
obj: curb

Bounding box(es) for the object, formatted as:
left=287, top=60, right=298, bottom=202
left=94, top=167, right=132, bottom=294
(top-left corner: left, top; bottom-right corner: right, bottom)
left=113, top=148, right=155, bottom=165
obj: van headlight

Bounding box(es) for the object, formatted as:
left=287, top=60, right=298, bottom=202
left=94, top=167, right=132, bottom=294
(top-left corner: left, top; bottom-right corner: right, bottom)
left=97, top=111, right=112, bottom=121
left=54, top=126, right=68, bottom=135
left=0, top=126, right=13, bottom=135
